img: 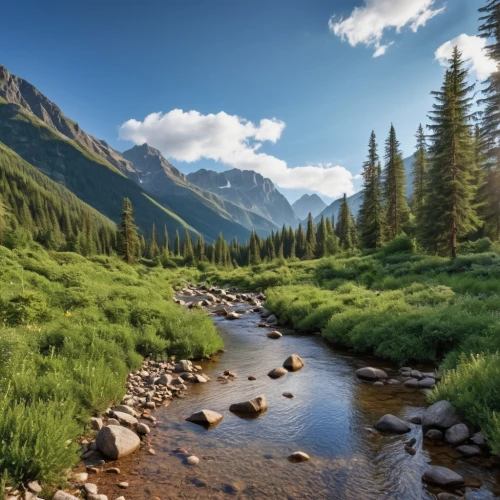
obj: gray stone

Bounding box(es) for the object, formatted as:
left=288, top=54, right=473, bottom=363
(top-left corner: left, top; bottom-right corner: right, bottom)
left=137, top=423, right=150, bottom=434
left=418, top=377, right=436, bottom=388
left=187, top=455, right=200, bottom=465
left=355, top=367, right=388, bottom=381
left=422, top=400, right=462, bottom=431
left=156, top=374, right=173, bottom=386
left=283, top=354, right=305, bottom=372
left=403, top=379, right=419, bottom=388
left=470, top=432, right=486, bottom=446
left=266, top=314, right=277, bottom=323
left=106, top=418, right=120, bottom=426
left=52, top=492, right=79, bottom=500
left=186, top=409, right=223, bottom=426
left=410, top=370, right=422, bottom=379
left=268, top=367, right=288, bottom=379
left=226, top=312, right=242, bottom=320
left=175, top=360, right=193, bottom=373
left=84, top=484, right=98, bottom=495
left=112, top=411, right=138, bottom=427
left=230, top=396, right=267, bottom=413
left=422, top=466, right=465, bottom=488
left=95, top=425, right=140, bottom=460
left=425, top=429, right=443, bottom=440
left=444, top=423, right=469, bottom=446
left=113, top=405, right=135, bottom=416
left=374, top=414, right=410, bottom=434
left=90, top=417, right=103, bottom=431
left=456, top=444, right=481, bottom=457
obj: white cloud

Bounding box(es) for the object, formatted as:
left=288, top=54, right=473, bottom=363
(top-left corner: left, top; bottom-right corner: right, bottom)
left=119, top=109, right=355, bottom=198
left=435, top=34, right=497, bottom=80
left=329, top=0, right=445, bottom=57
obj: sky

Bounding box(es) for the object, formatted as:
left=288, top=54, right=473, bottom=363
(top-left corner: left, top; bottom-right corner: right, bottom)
left=0, top=0, right=490, bottom=203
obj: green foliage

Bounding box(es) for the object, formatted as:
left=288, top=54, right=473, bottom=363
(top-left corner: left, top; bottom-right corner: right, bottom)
left=0, top=243, right=222, bottom=485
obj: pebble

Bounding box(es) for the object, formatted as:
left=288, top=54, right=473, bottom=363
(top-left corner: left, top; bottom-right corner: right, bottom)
left=136, top=423, right=150, bottom=434
left=148, top=448, right=156, bottom=455
left=84, top=483, right=98, bottom=495
left=282, top=393, right=294, bottom=398
left=73, top=472, right=88, bottom=482
left=118, top=482, right=129, bottom=489
left=288, top=451, right=310, bottom=463
left=248, top=376, right=257, bottom=381
left=187, top=455, right=200, bottom=465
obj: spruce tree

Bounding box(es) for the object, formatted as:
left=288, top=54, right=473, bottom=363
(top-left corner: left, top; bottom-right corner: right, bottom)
left=295, top=223, right=306, bottom=259
left=419, top=47, right=479, bottom=257
left=478, top=1, right=500, bottom=239
left=117, top=198, right=139, bottom=263
left=183, top=229, right=195, bottom=264
left=148, top=223, right=160, bottom=258
left=412, top=124, right=428, bottom=211
left=248, top=231, right=261, bottom=265
left=315, top=215, right=327, bottom=257
left=383, top=124, right=410, bottom=240
left=336, top=194, right=356, bottom=250
left=174, top=230, right=181, bottom=257
left=358, top=131, right=384, bottom=248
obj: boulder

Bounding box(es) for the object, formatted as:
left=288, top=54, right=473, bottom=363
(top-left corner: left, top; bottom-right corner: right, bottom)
left=229, top=396, right=267, bottom=413
left=418, top=377, right=436, bottom=388
left=95, top=426, right=140, bottom=460
left=260, top=309, right=271, bottom=318
left=226, top=312, right=242, bottom=320
left=410, top=416, right=422, bottom=425
left=266, top=314, right=277, bottom=323
left=268, top=367, right=288, bottom=379
left=186, top=409, right=223, bottom=426
left=470, top=432, right=486, bottom=447
left=113, top=405, right=135, bottom=416
left=112, top=411, right=138, bottom=427
left=193, top=374, right=207, bottom=383
left=422, top=466, right=465, bottom=489
left=53, top=492, right=80, bottom=500
left=355, top=367, right=388, bottom=381
left=156, top=374, right=173, bottom=386
left=283, top=354, right=305, bottom=372
left=106, top=418, right=120, bottom=426
left=422, top=400, right=462, bottom=431
left=456, top=444, right=481, bottom=457
left=136, top=423, right=150, bottom=435
left=266, top=331, right=282, bottom=339
left=444, top=423, right=469, bottom=446
left=175, top=360, right=193, bottom=373
left=403, top=379, right=419, bottom=388
left=425, top=429, right=443, bottom=441
left=288, top=451, right=310, bottom=463
left=374, top=414, right=410, bottom=434
left=90, top=417, right=103, bottom=431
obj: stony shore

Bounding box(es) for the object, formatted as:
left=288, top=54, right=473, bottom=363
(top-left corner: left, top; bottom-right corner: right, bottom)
left=7, top=282, right=496, bottom=500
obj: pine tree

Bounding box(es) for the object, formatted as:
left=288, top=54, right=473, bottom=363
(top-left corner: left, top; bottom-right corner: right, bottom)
left=117, top=198, right=139, bottom=263
left=383, top=124, right=410, bottom=240
left=478, top=0, right=500, bottom=239
left=412, top=124, right=428, bottom=211
left=183, top=230, right=195, bottom=264
left=163, top=226, right=170, bottom=256
left=336, top=194, right=356, bottom=250
left=295, top=223, right=306, bottom=259
left=419, top=47, right=479, bottom=257
left=315, top=215, right=327, bottom=257
left=148, top=223, right=160, bottom=258
left=174, top=230, right=181, bottom=257
left=248, top=231, right=261, bottom=265
left=305, top=213, right=316, bottom=259
left=358, top=131, right=384, bottom=248
left=195, top=235, right=205, bottom=262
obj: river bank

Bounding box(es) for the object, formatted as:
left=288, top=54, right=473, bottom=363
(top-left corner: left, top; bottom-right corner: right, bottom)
left=41, top=282, right=500, bottom=500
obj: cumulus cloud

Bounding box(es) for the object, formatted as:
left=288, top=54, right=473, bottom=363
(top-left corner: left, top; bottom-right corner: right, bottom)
left=435, top=34, right=497, bottom=80
left=119, top=109, right=355, bottom=198
left=329, top=0, right=445, bottom=57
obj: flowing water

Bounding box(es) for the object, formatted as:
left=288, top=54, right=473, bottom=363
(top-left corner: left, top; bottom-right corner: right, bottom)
left=92, top=302, right=500, bottom=500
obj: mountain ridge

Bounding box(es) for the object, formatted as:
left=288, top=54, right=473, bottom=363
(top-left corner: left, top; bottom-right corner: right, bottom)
left=292, top=194, right=327, bottom=220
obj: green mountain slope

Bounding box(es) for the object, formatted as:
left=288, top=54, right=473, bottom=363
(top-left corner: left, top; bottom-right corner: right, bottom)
left=0, top=99, right=202, bottom=241
left=0, top=141, right=116, bottom=252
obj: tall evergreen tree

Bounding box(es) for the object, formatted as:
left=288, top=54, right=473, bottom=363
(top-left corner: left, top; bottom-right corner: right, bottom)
left=174, top=230, right=181, bottom=257
left=336, top=194, right=356, bottom=250
left=383, top=124, right=410, bottom=240
left=248, top=231, right=261, bottom=266
left=315, top=215, right=327, bottom=257
left=358, top=131, right=384, bottom=248
left=419, top=47, right=479, bottom=257
left=412, top=124, right=428, bottom=211
left=148, top=223, right=160, bottom=258
left=117, top=198, right=139, bottom=263
left=183, top=229, right=195, bottom=264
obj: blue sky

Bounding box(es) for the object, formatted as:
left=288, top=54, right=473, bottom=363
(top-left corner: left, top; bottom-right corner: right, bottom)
left=0, top=0, right=486, bottom=203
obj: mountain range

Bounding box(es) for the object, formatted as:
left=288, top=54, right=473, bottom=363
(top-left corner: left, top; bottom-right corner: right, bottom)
left=0, top=64, right=418, bottom=244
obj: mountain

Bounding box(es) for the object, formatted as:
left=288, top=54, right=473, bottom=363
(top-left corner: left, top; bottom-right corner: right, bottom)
left=0, top=65, right=273, bottom=243
left=187, top=168, right=298, bottom=227
left=314, top=155, right=415, bottom=223
left=292, top=194, right=327, bottom=220
left=122, top=145, right=279, bottom=237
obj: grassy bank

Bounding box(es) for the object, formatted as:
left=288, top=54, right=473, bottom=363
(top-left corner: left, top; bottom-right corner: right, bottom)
left=206, top=237, right=500, bottom=453
left=0, top=244, right=222, bottom=489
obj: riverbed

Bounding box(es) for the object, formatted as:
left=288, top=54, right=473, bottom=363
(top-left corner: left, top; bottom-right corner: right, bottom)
left=93, top=301, right=500, bottom=499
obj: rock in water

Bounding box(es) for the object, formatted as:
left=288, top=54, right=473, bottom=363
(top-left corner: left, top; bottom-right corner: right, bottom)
left=112, top=411, right=138, bottom=427
left=268, top=367, right=288, bottom=379
left=229, top=396, right=267, bottom=413
left=137, top=423, right=150, bottom=435
left=422, top=400, right=462, bottom=431
left=355, top=367, right=388, bottom=381
left=186, top=410, right=223, bottom=426
left=456, top=444, right=481, bottom=457
left=374, top=414, right=410, bottom=434
left=288, top=451, right=310, bottom=463
left=283, top=354, right=305, bottom=372
left=266, top=331, right=282, bottom=339
left=444, top=423, right=470, bottom=446
left=95, top=426, right=141, bottom=460
left=226, top=312, right=242, bottom=320
left=422, top=466, right=465, bottom=488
